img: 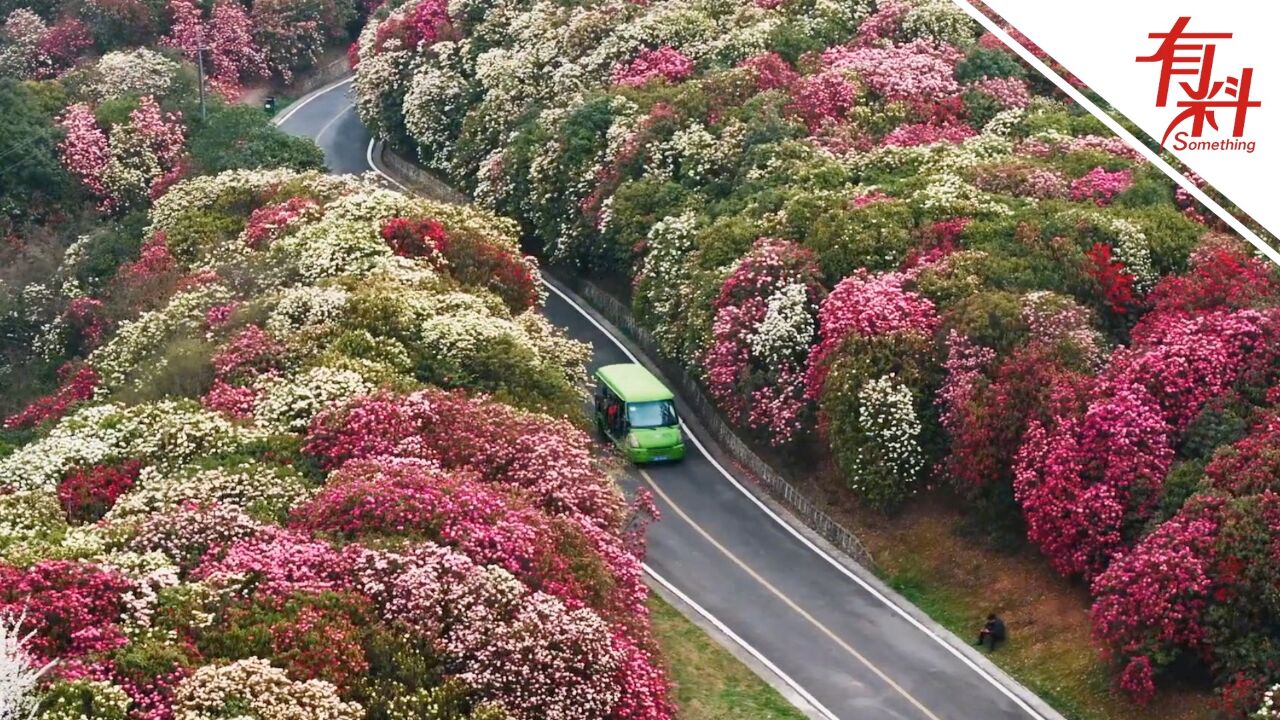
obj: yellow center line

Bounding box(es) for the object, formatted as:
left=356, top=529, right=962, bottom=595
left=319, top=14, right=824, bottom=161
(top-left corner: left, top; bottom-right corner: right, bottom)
left=638, top=468, right=944, bottom=720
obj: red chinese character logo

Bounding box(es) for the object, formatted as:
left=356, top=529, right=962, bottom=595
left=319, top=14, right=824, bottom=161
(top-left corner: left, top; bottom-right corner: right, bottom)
left=1137, top=17, right=1260, bottom=147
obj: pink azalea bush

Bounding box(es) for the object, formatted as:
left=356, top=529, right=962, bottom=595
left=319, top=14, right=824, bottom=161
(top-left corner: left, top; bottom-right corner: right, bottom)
left=163, top=0, right=267, bottom=97
left=611, top=46, right=695, bottom=87
left=804, top=269, right=938, bottom=401
left=58, top=96, right=186, bottom=212
left=1070, top=167, right=1134, bottom=206
left=703, top=238, right=825, bottom=444
left=822, top=40, right=963, bottom=102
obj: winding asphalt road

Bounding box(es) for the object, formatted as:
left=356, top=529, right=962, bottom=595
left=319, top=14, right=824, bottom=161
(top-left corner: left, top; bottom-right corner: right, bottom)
left=277, top=78, right=1059, bottom=720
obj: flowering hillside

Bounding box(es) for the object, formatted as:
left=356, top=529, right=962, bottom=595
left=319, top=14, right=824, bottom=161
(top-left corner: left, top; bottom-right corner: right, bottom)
left=353, top=0, right=1280, bottom=712
left=0, top=169, right=673, bottom=720
left=0, top=0, right=361, bottom=94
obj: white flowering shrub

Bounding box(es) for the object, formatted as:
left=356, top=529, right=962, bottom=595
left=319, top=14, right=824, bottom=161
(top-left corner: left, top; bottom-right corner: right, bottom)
left=1255, top=685, right=1280, bottom=719
left=0, top=611, right=53, bottom=720
left=254, top=367, right=376, bottom=433
left=84, top=48, right=181, bottom=102
left=37, top=680, right=131, bottom=720
left=173, top=658, right=363, bottom=720
left=106, top=462, right=312, bottom=521
left=0, top=401, right=260, bottom=492
left=847, top=374, right=925, bottom=505
left=749, top=282, right=818, bottom=367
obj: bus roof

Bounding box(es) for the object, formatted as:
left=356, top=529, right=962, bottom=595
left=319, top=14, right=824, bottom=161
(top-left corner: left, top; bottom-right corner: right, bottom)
left=595, top=364, right=674, bottom=403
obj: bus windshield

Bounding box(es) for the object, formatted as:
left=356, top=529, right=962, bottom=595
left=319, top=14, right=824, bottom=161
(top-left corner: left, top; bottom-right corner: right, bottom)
left=627, top=400, right=677, bottom=428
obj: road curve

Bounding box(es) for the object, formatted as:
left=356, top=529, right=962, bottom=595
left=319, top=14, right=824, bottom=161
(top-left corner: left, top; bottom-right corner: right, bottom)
left=277, top=78, right=1056, bottom=720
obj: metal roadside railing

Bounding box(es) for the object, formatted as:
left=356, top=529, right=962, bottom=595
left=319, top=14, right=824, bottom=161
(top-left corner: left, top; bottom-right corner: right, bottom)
left=566, top=278, right=878, bottom=571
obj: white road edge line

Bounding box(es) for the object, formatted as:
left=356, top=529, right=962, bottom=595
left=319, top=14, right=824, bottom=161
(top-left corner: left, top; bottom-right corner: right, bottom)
left=367, top=139, right=408, bottom=191
left=539, top=278, right=1049, bottom=720
left=644, top=565, right=840, bottom=720
left=359, top=101, right=1046, bottom=720
left=272, top=75, right=355, bottom=127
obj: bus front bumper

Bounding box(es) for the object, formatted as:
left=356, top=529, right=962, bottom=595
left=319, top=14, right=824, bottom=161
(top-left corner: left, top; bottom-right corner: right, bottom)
left=628, top=443, right=686, bottom=464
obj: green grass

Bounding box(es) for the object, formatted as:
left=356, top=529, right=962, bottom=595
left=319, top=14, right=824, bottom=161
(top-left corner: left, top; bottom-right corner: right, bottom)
left=648, top=593, right=809, bottom=720
left=884, top=560, right=1210, bottom=720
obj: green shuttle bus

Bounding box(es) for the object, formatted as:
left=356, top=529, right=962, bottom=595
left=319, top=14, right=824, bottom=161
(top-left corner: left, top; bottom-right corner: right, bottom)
left=593, top=363, right=685, bottom=463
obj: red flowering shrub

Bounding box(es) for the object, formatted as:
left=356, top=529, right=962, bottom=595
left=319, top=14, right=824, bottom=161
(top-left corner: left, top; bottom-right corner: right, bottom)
left=1090, top=498, right=1221, bottom=691
left=1119, top=309, right=1274, bottom=432
left=38, top=19, right=94, bottom=74
left=738, top=52, right=798, bottom=92
left=880, top=121, right=976, bottom=147
left=786, top=70, right=857, bottom=132
left=305, top=389, right=623, bottom=529
left=1145, top=241, right=1280, bottom=314
left=0, top=560, right=133, bottom=677
left=1086, top=242, right=1136, bottom=315
left=57, top=460, right=144, bottom=524
left=1015, top=381, right=1174, bottom=578
left=441, top=233, right=540, bottom=312
left=1203, top=413, right=1280, bottom=496
left=381, top=215, right=446, bottom=258
left=241, top=197, right=320, bottom=249
left=291, top=458, right=610, bottom=606
left=211, top=325, right=286, bottom=383
left=381, top=215, right=540, bottom=310
left=4, top=364, right=99, bottom=430
left=201, top=380, right=260, bottom=418
left=268, top=600, right=370, bottom=691
left=65, top=297, right=111, bottom=353
left=119, top=232, right=178, bottom=288
left=164, top=0, right=266, bottom=97
left=943, top=344, right=1087, bottom=498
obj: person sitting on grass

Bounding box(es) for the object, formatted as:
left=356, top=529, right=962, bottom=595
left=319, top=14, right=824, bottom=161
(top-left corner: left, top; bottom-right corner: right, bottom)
left=976, top=613, right=1006, bottom=650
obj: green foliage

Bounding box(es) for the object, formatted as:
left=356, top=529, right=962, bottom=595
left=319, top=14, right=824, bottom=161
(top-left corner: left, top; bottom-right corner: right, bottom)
left=604, top=179, right=692, bottom=274
left=962, top=90, right=1004, bottom=130
left=95, top=96, right=141, bottom=128
left=941, top=291, right=1029, bottom=355
left=822, top=333, right=936, bottom=509
left=766, top=20, right=825, bottom=63
left=1153, top=459, right=1206, bottom=526
left=189, top=105, right=326, bottom=175
left=1181, top=394, right=1252, bottom=460
left=955, top=47, right=1026, bottom=83
left=0, top=79, right=76, bottom=220
left=693, top=215, right=757, bottom=270
left=418, top=332, right=583, bottom=420
left=163, top=207, right=249, bottom=265
left=74, top=212, right=149, bottom=292
left=800, top=198, right=916, bottom=281
left=115, top=337, right=216, bottom=404
left=1112, top=165, right=1174, bottom=210
left=1124, top=205, right=1204, bottom=276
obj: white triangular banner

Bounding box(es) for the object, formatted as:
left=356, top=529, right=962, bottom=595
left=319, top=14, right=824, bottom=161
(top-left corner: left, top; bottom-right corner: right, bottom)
left=972, top=0, right=1280, bottom=241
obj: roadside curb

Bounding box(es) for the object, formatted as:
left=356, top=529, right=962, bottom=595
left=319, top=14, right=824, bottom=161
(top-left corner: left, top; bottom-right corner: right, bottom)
left=541, top=272, right=1069, bottom=720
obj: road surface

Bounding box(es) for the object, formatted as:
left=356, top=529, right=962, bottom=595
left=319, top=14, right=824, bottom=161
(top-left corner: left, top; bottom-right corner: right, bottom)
left=276, top=77, right=1057, bottom=720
